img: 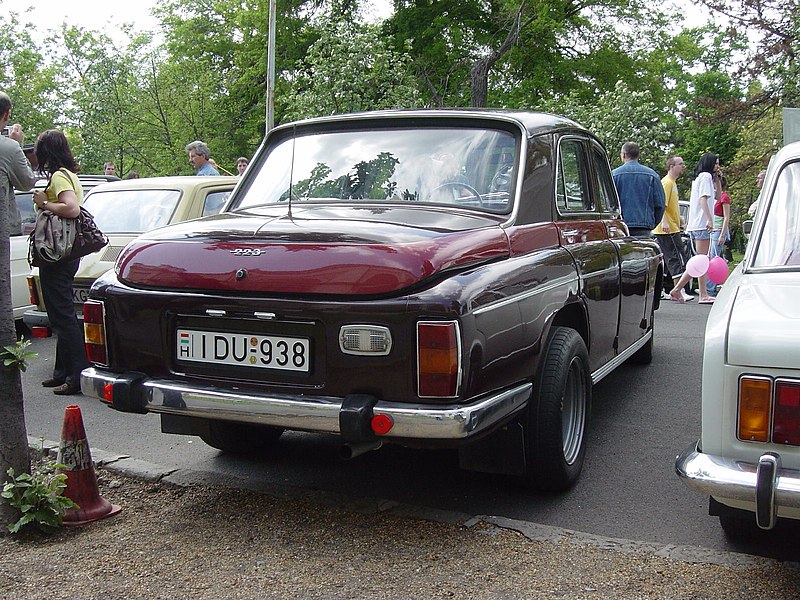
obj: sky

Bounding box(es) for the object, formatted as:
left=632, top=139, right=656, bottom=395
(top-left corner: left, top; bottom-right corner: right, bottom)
left=4, top=0, right=393, bottom=39
left=4, top=0, right=703, bottom=43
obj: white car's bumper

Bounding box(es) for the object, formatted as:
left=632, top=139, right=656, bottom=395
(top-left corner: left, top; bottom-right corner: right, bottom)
left=676, top=443, right=800, bottom=529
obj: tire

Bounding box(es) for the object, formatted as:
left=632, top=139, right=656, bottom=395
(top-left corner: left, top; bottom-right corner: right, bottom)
left=200, top=421, right=284, bottom=454
left=521, top=326, right=591, bottom=492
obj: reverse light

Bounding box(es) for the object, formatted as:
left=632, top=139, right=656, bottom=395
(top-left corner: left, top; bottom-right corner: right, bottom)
left=773, top=379, right=800, bottom=446
left=339, top=325, right=392, bottom=355
left=83, top=300, right=108, bottom=365
left=417, top=321, right=461, bottom=398
left=738, top=376, right=772, bottom=442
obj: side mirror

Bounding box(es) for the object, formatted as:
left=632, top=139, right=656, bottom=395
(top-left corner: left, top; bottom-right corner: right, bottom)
left=742, top=220, right=753, bottom=239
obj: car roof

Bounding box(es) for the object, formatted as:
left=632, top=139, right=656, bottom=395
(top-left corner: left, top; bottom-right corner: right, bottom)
left=275, top=109, right=588, bottom=139
left=83, top=175, right=239, bottom=195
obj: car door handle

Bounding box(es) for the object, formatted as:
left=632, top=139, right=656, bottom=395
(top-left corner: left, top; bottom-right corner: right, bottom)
left=561, top=229, right=579, bottom=238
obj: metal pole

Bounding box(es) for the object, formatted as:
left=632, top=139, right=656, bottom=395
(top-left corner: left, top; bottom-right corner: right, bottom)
left=266, top=0, right=276, bottom=133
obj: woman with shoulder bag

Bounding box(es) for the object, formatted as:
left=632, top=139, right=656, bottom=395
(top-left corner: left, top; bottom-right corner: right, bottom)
left=31, top=130, right=89, bottom=396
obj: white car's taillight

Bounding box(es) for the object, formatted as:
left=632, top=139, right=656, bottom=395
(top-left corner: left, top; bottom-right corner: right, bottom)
left=738, top=376, right=800, bottom=446
left=773, top=379, right=800, bottom=445
left=738, top=376, right=771, bottom=442
left=417, top=321, right=461, bottom=398
left=83, top=300, right=108, bottom=365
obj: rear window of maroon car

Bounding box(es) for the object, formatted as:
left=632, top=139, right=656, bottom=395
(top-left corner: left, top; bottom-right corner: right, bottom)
left=232, top=126, right=517, bottom=214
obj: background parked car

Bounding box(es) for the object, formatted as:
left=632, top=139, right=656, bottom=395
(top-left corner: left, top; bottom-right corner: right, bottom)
left=676, top=140, right=800, bottom=538
left=10, top=174, right=118, bottom=328
left=24, top=176, right=238, bottom=328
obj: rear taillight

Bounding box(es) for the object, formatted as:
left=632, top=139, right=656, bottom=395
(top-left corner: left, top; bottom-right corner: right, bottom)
left=26, top=276, right=39, bottom=306
left=417, top=321, right=461, bottom=398
left=738, top=376, right=800, bottom=446
left=83, top=300, right=107, bottom=365
left=773, top=380, right=800, bottom=445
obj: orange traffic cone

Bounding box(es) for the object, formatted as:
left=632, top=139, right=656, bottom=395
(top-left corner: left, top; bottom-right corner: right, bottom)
left=56, top=404, right=122, bottom=526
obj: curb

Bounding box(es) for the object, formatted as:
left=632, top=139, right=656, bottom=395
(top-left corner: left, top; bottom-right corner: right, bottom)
left=28, top=436, right=788, bottom=570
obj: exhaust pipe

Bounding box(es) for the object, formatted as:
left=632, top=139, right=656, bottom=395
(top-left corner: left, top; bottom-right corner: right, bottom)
left=339, top=440, right=382, bottom=460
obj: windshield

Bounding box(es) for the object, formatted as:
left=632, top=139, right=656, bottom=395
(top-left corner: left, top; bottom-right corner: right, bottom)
left=751, top=159, right=800, bottom=269
left=84, top=189, right=182, bottom=233
left=233, top=126, right=517, bottom=213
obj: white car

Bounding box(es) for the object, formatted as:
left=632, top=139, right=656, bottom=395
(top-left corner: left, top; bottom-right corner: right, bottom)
left=676, top=141, right=800, bottom=537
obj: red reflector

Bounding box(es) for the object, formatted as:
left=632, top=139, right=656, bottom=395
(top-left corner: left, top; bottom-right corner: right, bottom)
left=371, top=414, right=393, bottom=435
left=773, top=380, right=800, bottom=446
left=102, top=383, right=113, bottom=404
left=30, top=326, right=51, bottom=338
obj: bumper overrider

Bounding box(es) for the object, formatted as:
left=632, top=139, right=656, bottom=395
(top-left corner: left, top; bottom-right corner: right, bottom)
left=676, top=443, right=800, bottom=529
left=80, top=367, right=531, bottom=443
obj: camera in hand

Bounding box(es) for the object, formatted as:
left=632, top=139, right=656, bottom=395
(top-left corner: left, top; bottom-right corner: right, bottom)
left=1, top=125, right=9, bottom=137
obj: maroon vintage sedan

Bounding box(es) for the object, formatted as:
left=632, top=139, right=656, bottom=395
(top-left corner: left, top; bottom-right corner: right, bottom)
left=81, top=110, right=662, bottom=491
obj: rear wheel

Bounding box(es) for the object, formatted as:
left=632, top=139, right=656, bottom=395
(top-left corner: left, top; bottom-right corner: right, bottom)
left=200, top=421, right=284, bottom=454
left=521, top=326, right=591, bottom=492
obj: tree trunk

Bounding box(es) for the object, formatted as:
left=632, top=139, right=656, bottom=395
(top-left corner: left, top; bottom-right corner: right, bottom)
left=469, top=1, right=529, bottom=108
left=471, top=59, right=491, bottom=108
left=0, top=189, right=30, bottom=534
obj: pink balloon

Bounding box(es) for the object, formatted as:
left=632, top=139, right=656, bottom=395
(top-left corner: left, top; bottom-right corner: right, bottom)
left=686, top=254, right=709, bottom=278
left=707, top=256, right=729, bottom=284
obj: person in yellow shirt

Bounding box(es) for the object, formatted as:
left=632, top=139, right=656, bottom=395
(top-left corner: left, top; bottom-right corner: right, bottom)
left=31, top=130, right=89, bottom=395
left=652, top=155, right=693, bottom=302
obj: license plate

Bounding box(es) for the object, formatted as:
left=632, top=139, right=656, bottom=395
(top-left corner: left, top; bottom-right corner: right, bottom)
left=176, top=329, right=311, bottom=372
left=72, top=286, right=90, bottom=304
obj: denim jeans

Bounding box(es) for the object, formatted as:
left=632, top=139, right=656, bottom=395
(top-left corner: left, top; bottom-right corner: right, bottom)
left=706, top=229, right=728, bottom=296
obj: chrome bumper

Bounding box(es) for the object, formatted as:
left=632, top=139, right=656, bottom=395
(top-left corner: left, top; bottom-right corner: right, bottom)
left=675, top=443, right=800, bottom=529
left=81, top=367, right=531, bottom=441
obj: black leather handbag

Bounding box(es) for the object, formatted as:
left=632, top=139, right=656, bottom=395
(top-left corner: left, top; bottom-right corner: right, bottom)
left=70, top=206, right=108, bottom=260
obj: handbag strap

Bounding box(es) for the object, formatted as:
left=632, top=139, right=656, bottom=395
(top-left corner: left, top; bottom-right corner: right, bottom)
left=44, top=167, right=76, bottom=192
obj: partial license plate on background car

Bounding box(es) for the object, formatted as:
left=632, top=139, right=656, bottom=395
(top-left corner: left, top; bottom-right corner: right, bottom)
left=176, top=329, right=310, bottom=372
left=72, top=286, right=90, bottom=304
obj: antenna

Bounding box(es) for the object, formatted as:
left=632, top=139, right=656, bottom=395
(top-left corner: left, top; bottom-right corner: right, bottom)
left=288, top=125, right=296, bottom=219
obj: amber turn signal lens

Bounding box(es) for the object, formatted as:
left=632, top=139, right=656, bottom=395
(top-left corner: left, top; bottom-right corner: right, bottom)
left=738, top=377, right=771, bottom=442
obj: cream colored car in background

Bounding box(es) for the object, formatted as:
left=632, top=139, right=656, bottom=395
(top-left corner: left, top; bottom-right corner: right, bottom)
left=24, top=176, right=238, bottom=328
left=676, top=141, right=800, bottom=538
left=11, top=175, right=118, bottom=329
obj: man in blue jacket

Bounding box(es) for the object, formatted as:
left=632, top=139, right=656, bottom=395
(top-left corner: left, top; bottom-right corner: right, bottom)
left=612, top=142, right=665, bottom=238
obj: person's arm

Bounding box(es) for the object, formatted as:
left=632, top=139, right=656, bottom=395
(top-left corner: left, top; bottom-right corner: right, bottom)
left=32, top=188, right=80, bottom=218
left=658, top=180, right=671, bottom=233
left=653, top=177, right=666, bottom=229
left=699, top=196, right=712, bottom=230
left=32, top=172, right=80, bottom=218
left=6, top=124, right=36, bottom=192
left=719, top=200, right=731, bottom=246
left=700, top=173, right=714, bottom=229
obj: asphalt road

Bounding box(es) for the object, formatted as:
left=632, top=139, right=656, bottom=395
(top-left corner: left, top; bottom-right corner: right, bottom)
left=19, top=299, right=800, bottom=563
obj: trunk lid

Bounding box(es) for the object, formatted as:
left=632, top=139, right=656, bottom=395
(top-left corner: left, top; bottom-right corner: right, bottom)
left=117, top=205, right=510, bottom=296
